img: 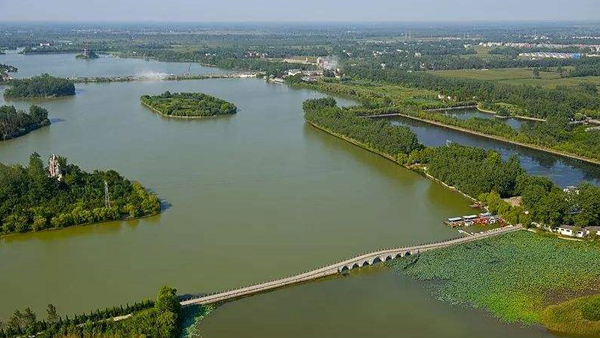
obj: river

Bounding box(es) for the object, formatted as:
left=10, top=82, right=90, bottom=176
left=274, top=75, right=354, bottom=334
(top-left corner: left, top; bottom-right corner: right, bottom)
left=0, top=53, right=580, bottom=337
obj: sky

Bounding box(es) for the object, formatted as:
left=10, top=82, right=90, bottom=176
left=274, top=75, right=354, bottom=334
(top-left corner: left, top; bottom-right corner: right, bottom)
left=1, top=0, right=599, bottom=22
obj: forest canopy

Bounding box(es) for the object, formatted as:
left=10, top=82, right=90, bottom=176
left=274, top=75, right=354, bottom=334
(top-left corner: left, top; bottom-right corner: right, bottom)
left=140, top=91, right=237, bottom=117
left=0, top=153, right=161, bottom=236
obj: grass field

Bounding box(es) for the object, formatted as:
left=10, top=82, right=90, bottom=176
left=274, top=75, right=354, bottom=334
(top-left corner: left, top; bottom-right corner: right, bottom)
left=432, top=67, right=600, bottom=89
left=305, top=80, right=444, bottom=108
left=392, top=231, right=600, bottom=327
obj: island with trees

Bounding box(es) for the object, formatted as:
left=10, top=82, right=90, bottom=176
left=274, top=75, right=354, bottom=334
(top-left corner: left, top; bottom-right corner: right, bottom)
left=0, top=105, right=51, bottom=141
left=3, top=74, right=76, bottom=98
left=140, top=91, right=237, bottom=118
left=0, top=153, right=161, bottom=236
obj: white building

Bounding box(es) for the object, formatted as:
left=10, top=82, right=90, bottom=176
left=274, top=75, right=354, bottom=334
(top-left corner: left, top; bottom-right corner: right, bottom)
left=557, top=225, right=577, bottom=237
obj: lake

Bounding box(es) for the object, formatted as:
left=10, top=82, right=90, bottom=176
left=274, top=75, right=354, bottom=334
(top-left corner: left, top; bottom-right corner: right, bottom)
left=0, top=54, right=582, bottom=337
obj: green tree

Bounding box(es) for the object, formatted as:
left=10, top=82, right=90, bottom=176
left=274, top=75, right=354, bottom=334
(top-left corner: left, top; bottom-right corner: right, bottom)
left=47, top=303, right=59, bottom=324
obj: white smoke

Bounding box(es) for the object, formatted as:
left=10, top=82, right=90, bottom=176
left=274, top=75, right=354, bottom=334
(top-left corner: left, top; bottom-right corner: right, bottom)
left=136, top=71, right=171, bottom=80
left=325, top=56, right=339, bottom=71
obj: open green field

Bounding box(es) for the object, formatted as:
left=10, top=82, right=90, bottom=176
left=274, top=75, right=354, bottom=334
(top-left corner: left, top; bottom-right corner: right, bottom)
left=433, top=67, right=561, bottom=81
left=506, top=76, right=600, bottom=89
left=392, top=230, right=600, bottom=332
left=304, top=80, right=444, bottom=108
left=432, top=67, right=600, bottom=89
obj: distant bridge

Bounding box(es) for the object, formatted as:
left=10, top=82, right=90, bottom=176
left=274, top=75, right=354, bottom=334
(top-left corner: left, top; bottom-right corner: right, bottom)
left=181, top=225, right=522, bottom=307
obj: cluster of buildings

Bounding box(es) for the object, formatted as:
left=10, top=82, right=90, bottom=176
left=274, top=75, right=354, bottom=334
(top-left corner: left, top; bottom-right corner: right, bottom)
left=519, top=52, right=582, bottom=60
left=445, top=212, right=500, bottom=227
left=555, top=225, right=600, bottom=238
left=245, top=51, right=269, bottom=59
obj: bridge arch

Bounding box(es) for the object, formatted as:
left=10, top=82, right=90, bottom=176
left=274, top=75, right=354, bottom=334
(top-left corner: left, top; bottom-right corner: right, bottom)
left=352, top=263, right=360, bottom=269
left=385, top=255, right=393, bottom=261
left=372, top=257, right=383, bottom=264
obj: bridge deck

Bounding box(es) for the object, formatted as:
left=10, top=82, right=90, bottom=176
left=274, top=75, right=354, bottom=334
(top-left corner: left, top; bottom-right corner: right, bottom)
left=181, top=225, right=521, bottom=306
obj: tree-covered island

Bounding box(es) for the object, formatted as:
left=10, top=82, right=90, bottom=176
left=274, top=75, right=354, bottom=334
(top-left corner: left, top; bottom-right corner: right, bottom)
left=3, top=74, right=76, bottom=98
left=140, top=91, right=237, bottom=118
left=0, top=153, right=161, bottom=236
left=0, top=105, right=51, bottom=141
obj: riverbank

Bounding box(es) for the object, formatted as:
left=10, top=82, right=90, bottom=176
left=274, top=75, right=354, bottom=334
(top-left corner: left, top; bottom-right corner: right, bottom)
left=374, top=112, right=600, bottom=166
left=306, top=120, right=478, bottom=202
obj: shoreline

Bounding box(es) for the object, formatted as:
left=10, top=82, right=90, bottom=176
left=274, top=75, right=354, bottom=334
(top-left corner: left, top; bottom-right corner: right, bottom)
left=0, top=119, right=50, bottom=142
left=0, top=211, right=161, bottom=241
left=306, top=120, right=478, bottom=202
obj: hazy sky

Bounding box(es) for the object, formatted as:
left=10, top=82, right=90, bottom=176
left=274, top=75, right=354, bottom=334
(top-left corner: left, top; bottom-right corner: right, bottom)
left=1, top=0, right=599, bottom=22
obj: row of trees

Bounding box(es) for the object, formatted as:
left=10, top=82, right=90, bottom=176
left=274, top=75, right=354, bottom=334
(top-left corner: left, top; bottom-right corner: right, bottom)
left=303, top=98, right=423, bottom=160
left=0, top=153, right=161, bottom=236
left=0, top=286, right=181, bottom=338
left=3, top=74, right=75, bottom=98
left=0, top=105, right=50, bottom=141
left=141, top=91, right=237, bottom=117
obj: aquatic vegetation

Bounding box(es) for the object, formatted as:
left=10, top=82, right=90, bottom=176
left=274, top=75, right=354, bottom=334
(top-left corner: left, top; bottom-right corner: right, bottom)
left=540, top=293, right=600, bottom=337
left=391, top=231, right=600, bottom=324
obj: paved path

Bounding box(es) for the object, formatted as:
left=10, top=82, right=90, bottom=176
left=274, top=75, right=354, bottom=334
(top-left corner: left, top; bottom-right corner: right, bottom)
left=181, top=225, right=522, bottom=307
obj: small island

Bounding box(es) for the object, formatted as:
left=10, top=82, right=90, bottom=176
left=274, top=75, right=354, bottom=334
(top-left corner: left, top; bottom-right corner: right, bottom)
left=0, top=153, right=161, bottom=236
left=3, top=74, right=76, bottom=98
left=140, top=91, right=237, bottom=118
left=76, top=48, right=99, bottom=59
left=0, top=105, right=51, bottom=141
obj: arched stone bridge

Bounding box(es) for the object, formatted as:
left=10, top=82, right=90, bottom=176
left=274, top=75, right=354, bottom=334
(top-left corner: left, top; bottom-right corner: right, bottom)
left=181, top=225, right=522, bottom=307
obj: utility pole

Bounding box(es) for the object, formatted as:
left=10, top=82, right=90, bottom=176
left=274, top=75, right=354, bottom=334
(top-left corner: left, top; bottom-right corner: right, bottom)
left=104, top=181, right=111, bottom=209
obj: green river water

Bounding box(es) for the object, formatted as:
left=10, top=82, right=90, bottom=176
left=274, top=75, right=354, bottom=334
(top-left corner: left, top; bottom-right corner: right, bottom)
left=0, top=53, right=558, bottom=337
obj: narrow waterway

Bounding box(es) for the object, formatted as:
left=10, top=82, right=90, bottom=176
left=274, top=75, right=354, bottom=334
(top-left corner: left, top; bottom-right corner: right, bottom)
left=0, top=54, right=592, bottom=337
left=389, top=117, right=600, bottom=187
